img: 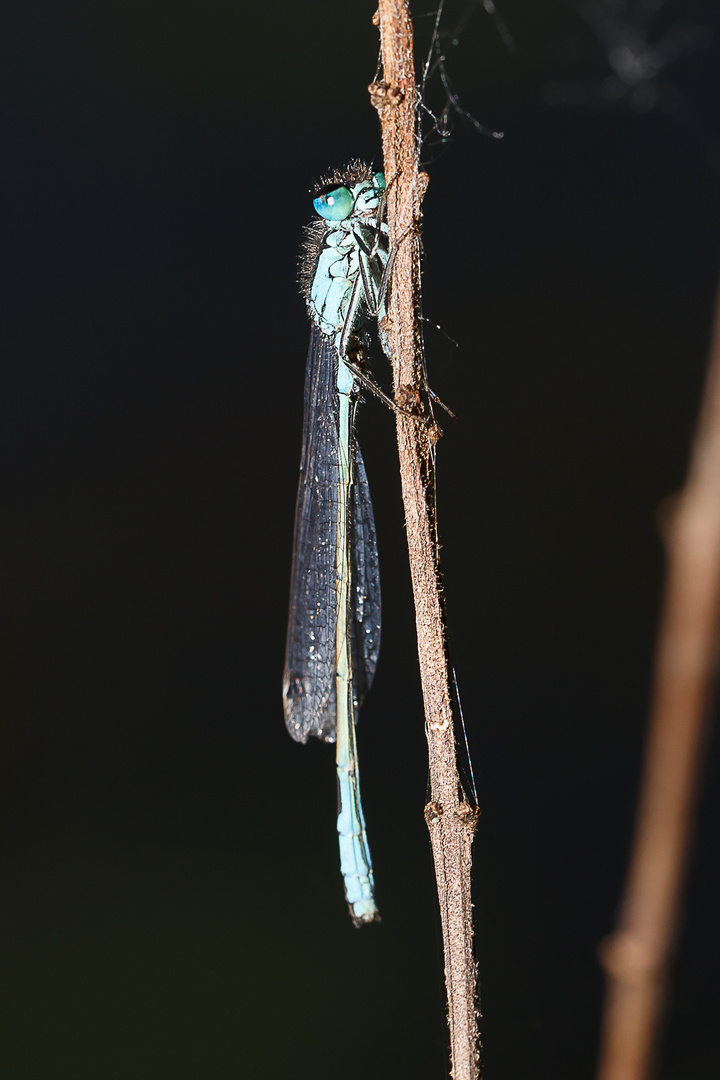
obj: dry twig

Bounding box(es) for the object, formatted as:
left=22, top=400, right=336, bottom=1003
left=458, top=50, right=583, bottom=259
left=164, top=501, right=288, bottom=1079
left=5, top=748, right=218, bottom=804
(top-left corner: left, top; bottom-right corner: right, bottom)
left=597, top=278, right=720, bottom=1080
left=369, top=3, right=480, bottom=1078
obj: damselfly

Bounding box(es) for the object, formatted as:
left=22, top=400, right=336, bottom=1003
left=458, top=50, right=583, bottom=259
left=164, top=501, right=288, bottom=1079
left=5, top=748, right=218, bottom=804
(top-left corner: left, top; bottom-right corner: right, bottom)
left=283, top=163, right=388, bottom=926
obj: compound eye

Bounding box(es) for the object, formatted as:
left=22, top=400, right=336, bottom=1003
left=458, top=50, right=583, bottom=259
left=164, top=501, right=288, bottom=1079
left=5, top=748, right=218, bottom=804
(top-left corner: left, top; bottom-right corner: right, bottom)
left=373, top=172, right=386, bottom=191
left=313, top=185, right=353, bottom=221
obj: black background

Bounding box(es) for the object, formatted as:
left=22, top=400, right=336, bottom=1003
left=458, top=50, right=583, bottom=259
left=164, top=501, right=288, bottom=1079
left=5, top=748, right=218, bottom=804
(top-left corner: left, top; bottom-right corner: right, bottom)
left=3, top=1, right=720, bottom=1077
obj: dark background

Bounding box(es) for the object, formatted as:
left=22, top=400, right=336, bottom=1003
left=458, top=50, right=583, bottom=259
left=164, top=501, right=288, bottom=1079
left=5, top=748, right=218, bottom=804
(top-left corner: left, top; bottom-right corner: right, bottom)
left=3, top=1, right=720, bottom=1077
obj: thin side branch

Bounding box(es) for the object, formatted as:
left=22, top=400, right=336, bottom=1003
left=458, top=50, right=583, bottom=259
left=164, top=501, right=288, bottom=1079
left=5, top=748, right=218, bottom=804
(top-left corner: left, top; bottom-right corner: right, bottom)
left=370, top=4, right=480, bottom=1079
left=596, top=277, right=720, bottom=1080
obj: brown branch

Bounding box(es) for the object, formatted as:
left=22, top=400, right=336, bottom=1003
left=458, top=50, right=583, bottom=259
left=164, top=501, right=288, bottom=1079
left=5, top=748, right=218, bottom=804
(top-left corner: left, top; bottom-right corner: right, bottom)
left=596, top=277, right=720, bottom=1080
left=369, top=4, right=480, bottom=1079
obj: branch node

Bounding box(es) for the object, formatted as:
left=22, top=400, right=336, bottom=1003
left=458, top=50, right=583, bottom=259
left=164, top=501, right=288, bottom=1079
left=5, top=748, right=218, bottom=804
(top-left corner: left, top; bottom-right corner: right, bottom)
left=428, top=421, right=443, bottom=447
left=368, top=81, right=406, bottom=112
left=397, top=382, right=423, bottom=412
left=598, top=931, right=664, bottom=985
left=456, top=802, right=481, bottom=831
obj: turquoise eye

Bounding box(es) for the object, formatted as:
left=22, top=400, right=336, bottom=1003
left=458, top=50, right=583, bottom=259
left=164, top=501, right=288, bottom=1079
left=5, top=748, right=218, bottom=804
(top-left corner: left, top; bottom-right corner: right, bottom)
left=313, top=185, right=353, bottom=221
left=373, top=172, right=386, bottom=191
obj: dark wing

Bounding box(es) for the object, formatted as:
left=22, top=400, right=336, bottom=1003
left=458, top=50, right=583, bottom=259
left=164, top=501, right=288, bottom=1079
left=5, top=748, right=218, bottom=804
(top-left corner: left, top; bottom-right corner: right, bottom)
left=350, top=440, right=381, bottom=706
left=283, top=325, right=341, bottom=743
left=283, top=325, right=383, bottom=743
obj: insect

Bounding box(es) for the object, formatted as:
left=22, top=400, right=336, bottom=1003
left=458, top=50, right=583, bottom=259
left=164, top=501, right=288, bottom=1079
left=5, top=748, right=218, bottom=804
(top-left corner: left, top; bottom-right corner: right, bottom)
left=283, top=163, right=388, bottom=925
